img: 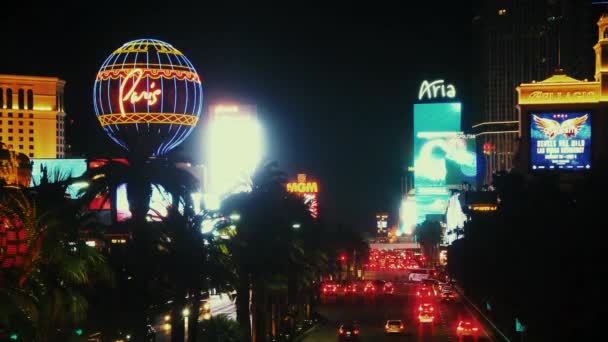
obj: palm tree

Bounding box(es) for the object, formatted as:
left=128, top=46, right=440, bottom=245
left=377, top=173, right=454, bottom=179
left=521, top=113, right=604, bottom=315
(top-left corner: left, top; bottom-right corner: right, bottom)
left=220, top=161, right=305, bottom=341
left=198, top=314, right=247, bottom=342
left=78, top=157, right=200, bottom=340
left=414, top=220, right=443, bottom=267
left=0, top=188, right=113, bottom=342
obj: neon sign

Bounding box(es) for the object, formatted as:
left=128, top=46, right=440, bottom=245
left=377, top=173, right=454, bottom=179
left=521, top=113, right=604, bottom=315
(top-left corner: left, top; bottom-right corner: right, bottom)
left=119, top=69, right=162, bottom=116
left=286, top=182, right=319, bottom=193
left=418, top=80, right=456, bottom=101
left=93, top=39, right=203, bottom=156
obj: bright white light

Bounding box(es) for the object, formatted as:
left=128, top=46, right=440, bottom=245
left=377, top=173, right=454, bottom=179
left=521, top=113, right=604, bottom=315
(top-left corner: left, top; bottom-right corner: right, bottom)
left=229, top=212, right=241, bottom=221
left=206, top=107, right=264, bottom=198
left=292, top=223, right=301, bottom=229
left=182, top=308, right=190, bottom=317
left=399, top=198, right=417, bottom=235
left=85, top=240, right=96, bottom=247
left=203, top=193, right=221, bottom=211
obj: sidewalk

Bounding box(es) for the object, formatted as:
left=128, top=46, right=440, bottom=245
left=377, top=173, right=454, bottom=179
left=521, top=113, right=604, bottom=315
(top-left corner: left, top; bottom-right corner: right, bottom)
left=454, top=285, right=511, bottom=342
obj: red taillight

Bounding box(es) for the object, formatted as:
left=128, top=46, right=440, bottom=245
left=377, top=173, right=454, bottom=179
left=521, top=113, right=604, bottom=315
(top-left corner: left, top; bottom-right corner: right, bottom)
left=400, top=324, right=404, bottom=329
left=417, top=291, right=420, bottom=296
left=457, top=326, right=464, bottom=331
left=385, top=324, right=389, bottom=329
left=354, top=329, right=359, bottom=335
left=473, top=327, right=479, bottom=332
left=339, top=328, right=344, bottom=334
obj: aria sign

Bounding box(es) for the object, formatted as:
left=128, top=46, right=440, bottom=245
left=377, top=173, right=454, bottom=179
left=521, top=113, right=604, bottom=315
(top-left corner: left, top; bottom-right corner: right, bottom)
left=418, top=80, right=456, bottom=101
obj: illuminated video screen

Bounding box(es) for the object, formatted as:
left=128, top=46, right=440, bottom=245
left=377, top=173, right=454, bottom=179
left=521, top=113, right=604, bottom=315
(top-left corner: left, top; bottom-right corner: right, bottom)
left=412, top=102, right=476, bottom=223
left=116, top=183, right=175, bottom=222
left=530, top=112, right=591, bottom=171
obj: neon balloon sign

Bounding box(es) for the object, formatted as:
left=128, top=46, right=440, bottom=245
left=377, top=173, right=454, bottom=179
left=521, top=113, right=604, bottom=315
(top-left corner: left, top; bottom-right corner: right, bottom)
left=93, top=39, right=203, bottom=156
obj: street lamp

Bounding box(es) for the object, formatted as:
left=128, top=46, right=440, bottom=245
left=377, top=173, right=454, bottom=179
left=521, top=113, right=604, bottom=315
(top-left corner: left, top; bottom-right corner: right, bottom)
left=292, top=223, right=301, bottom=229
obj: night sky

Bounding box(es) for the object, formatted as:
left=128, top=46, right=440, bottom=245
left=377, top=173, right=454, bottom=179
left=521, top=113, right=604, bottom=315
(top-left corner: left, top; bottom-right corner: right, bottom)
left=4, top=2, right=474, bottom=232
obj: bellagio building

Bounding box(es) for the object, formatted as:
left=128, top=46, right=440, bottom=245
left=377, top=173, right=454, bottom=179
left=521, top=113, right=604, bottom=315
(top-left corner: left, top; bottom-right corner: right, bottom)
left=472, top=0, right=594, bottom=185
left=0, top=75, right=66, bottom=159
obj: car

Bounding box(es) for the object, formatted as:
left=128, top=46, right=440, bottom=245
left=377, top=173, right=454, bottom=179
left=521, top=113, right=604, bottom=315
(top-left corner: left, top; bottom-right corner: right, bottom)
left=440, top=290, right=456, bottom=302
left=384, top=320, right=405, bottom=334
left=338, top=323, right=360, bottom=341
left=456, top=320, right=479, bottom=337
left=321, top=283, right=338, bottom=296
left=418, top=303, right=435, bottom=313
left=417, top=309, right=435, bottom=324
left=383, top=282, right=395, bottom=294
left=363, top=282, right=377, bottom=294
left=416, top=286, right=434, bottom=298
left=343, top=282, right=358, bottom=295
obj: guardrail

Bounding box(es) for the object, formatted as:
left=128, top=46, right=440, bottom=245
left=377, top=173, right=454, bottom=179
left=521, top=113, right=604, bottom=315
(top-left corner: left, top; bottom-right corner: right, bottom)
left=455, top=285, right=511, bottom=342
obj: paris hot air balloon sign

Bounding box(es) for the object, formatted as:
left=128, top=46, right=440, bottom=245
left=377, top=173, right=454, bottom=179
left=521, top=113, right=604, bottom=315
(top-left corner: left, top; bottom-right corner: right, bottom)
left=93, top=39, right=203, bottom=156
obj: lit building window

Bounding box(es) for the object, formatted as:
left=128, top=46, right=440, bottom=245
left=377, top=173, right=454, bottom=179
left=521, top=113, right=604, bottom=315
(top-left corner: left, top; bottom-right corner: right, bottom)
left=18, top=89, right=24, bottom=110
left=6, top=89, right=12, bottom=109
left=498, top=9, right=507, bottom=16
left=27, top=90, right=33, bottom=110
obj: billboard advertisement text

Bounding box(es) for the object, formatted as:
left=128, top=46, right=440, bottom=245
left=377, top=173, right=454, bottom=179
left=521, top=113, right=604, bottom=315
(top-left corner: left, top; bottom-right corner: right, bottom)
left=530, top=112, right=591, bottom=170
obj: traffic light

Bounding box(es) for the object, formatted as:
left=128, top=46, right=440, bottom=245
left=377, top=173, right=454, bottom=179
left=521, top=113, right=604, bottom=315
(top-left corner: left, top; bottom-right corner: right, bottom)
left=339, top=255, right=346, bottom=262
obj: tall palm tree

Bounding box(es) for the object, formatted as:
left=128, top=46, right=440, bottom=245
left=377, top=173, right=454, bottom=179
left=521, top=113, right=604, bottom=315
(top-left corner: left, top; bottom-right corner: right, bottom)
left=414, top=220, right=443, bottom=267
left=0, top=188, right=113, bottom=342
left=220, top=161, right=293, bottom=341
left=78, top=157, right=200, bottom=340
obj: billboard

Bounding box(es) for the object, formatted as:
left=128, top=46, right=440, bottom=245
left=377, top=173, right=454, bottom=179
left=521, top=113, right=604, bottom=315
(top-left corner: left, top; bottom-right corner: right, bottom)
left=412, top=103, right=476, bottom=224
left=530, top=112, right=591, bottom=170
left=30, top=159, right=88, bottom=199
left=116, top=183, right=177, bottom=222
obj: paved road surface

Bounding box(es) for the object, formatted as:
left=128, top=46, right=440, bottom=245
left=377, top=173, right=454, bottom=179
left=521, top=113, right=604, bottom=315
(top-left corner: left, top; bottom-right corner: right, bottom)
left=302, top=283, right=492, bottom=342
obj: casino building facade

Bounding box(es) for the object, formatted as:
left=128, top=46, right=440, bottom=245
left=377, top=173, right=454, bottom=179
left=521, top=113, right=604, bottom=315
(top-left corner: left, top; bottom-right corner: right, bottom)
left=0, top=75, right=66, bottom=159
left=516, top=14, right=608, bottom=181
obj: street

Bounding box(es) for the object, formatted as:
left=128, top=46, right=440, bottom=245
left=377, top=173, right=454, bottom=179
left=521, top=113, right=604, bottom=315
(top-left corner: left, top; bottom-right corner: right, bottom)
left=302, top=282, right=493, bottom=342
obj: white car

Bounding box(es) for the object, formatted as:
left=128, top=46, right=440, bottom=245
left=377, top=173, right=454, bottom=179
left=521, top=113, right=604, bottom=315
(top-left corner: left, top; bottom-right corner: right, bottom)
left=385, top=320, right=405, bottom=334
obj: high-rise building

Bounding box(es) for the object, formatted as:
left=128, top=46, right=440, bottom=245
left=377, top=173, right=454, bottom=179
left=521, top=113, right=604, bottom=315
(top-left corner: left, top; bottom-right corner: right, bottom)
left=473, top=0, right=594, bottom=185
left=0, top=75, right=66, bottom=159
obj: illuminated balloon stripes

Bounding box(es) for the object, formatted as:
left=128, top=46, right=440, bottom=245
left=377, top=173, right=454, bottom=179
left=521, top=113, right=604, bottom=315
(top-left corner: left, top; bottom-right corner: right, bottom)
left=98, top=113, right=198, bottom=126
left=96, top=69, right=201, bottom=83
left=112, top=41, right=184, bottom=55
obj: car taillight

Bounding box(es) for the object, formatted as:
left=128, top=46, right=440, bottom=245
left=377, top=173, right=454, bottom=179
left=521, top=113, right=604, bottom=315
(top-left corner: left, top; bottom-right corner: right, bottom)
left=400, top=324, right=404, bottom=329
left=417, top=291, right=420, bottom=296
left=473, top=327, right=479, bottom=331
left=385, top=324, right=389, bottom=329
left=354, top=329, right=359, bottom=335
left=457, top=326, right=463, bottom=331
left=430, top=307, right=434, bottom=311
left=339, top=328, right=344, bottom=334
